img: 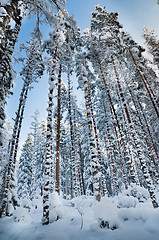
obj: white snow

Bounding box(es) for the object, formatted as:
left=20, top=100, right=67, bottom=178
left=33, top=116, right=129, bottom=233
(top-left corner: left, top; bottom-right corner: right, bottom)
left=13, top=206, right=32, bottom=223
left=0, top=187, right=159, bottom=240
left=49, top=192, right=66, bottom=222
left=117, top=195, right=138, bottom=208
left=1, top=0, right=10, bottom=4
left=93, top=196, right=120, bottom=229
left=0, top=7, right=7, bottom=23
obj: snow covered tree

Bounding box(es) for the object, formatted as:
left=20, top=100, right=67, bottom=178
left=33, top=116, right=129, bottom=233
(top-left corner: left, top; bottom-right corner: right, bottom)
left=55, top=64, right=62, bottom=194
left=60, top=121, right=72, bottom=199
left=36, top=119, right=46, bottom=197
left=143, top=27, right=159, bottom=69
left=30, top=110, right=41, bottom=200
left=18, top=116, right=46, bottom=201
left=0, top=0, right=25, bottom=146
left=81, top=5, right=159, bottom=207
left=0, top=0, right=66, bottom=146
left=42, top=10, right=81, bottom=224
left=0, top=27, right=44, bottom=217
left=76, top=54, right=102, bottom=201
left=0, top=118, right=12, bottom=203
left=67, top=70, right=84, bottom=197
left=17, top=134, right=34, bottom=200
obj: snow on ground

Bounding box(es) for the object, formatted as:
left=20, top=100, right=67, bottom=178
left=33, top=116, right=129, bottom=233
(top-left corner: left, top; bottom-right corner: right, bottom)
left=0, top=185, right=159, bottom=240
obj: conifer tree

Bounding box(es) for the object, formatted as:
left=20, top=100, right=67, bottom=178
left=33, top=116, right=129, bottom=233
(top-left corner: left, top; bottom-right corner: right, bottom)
left=0, top=0, right=66, bottom=146
left=0, top=27, right=44, bottom=217
left=55, top=64, right=62, bottom=194
left=82, top=5, right=159, bottom=207
left=30, top=110, right=40, bottom=200
left=0, top=118, right=12, bottom=203
left=76, top=54, right=101, bottom=201
left=17, top=135, right=34, bottom=200
left=143, top=27, right=159, bottom=69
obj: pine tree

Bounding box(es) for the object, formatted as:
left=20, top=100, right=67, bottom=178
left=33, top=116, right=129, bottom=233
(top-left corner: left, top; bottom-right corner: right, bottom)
left=0, top=118, right=12, bottom=203
left=60, top=121, right=72, bottom=199
left=76, top=54, right=101, bottom=201
left=0, top=0, right=66, bottom=146
left=82, top=5, right=159, bottom=207
left=143, top=27, right=159, bottom=70
left=30, top=110, right=40, bottom=200
left=55, top=64, right=62, bottom=194
left=42, top=10, right=81, bottom=224
left=0, top=1, right=25, bottom=146
left=0, top=27, right=44, bottom=217
left=17, top=135, right=34, bottom=200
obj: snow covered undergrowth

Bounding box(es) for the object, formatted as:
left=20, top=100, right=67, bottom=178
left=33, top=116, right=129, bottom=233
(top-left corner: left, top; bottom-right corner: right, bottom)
left=1, top=185, right=159, bottom=240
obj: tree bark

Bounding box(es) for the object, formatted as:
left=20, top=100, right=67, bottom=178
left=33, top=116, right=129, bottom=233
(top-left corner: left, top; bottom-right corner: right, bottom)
left=129, top=49, right=159, bottom=119
left=111, top=55, right=158, bottom=208
left=97, top=56, right=137, bottom=184
left=55, top=64, right=62, bottom=195
left=43, top=45, right=58, bottom=225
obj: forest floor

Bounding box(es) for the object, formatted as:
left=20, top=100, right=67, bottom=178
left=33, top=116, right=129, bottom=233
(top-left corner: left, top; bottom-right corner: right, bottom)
left=0, top=184, right=159, bottom=240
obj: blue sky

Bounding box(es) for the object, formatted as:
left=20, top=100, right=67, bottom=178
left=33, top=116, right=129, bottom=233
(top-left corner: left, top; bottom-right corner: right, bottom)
left=6, top=0, right=159, bottom=145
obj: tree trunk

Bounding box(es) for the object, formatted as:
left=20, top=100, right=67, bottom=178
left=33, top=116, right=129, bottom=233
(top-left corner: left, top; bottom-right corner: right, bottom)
left=0, top=82, right=29, bottom=217
left=129, top=49, right=159, bottom=119
left=55, top=64, right=62, bottom=195
left=86, top=81, right=107, bottom=196
left=97, top=56, right=137, bottom=184
left=128, top=88, right=159, bottom=182
left=111, top=55, right=158, bottom=208
left=102, top=101, right=118, bottom=195
left=0, top=2, right=25, bottom=146
left=67, top=70, right=79, bottom=197
left=42, top=45, right=58, bottom=225
left=82, top=67, right=101, bottom=202
left=72, top=106, right=84, bottom=195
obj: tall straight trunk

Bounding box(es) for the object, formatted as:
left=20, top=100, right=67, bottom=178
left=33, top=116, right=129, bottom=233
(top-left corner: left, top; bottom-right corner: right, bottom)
left=61, top=154, right=68, bottom=199
left=0, top=2, right=25, bottom=146
left=43, top=45, right=58, bottom=225
left=129, top=50, right=159, bottom=119
left=115, top=86, right=141, bottom=186
left=83, top=68, right=101, bottom=202
left=119, top=60, right=159, bottom=179
left=104, top=100, right=128, bottom=189
left=128, top=88, right=159, bottom=181
left=55, top=64, right=62, bottom=195
left=111, top=55, right=158, bottom=208
left=86, top=83, right=107, bottom=196
left=78, top=141, right=86, bottom=195
left=8, top=83, right=27, bottom=168
left=137, top=96, right=159, bottom=164
left=12, top=87, right=29, bottom=167
left=102, top=101, right=118, bottom=195
left=0, top=82, right=29, bottom=217
left=67, top=71, right=78, bottom=197
left=97, top=56, right=137, bottom=184
left=72, top=106, right=84, bottom=195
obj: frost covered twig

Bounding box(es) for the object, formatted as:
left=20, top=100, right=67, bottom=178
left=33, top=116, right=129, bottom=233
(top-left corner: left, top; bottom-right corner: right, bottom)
left=76, top=203, right=83, bottom=230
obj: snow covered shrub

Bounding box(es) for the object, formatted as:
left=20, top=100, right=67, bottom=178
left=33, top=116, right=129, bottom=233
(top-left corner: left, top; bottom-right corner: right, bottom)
left=93, top=196, right=120, bottom=230
left=19, top=198, right=32, bottom=211
left=117, top=196, right=138, bottom=208
left=121, top=184, right=150, bottom=202
left=13, top=207, right=31, bottom=223
left=49, top=192, right=65, bottom=223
